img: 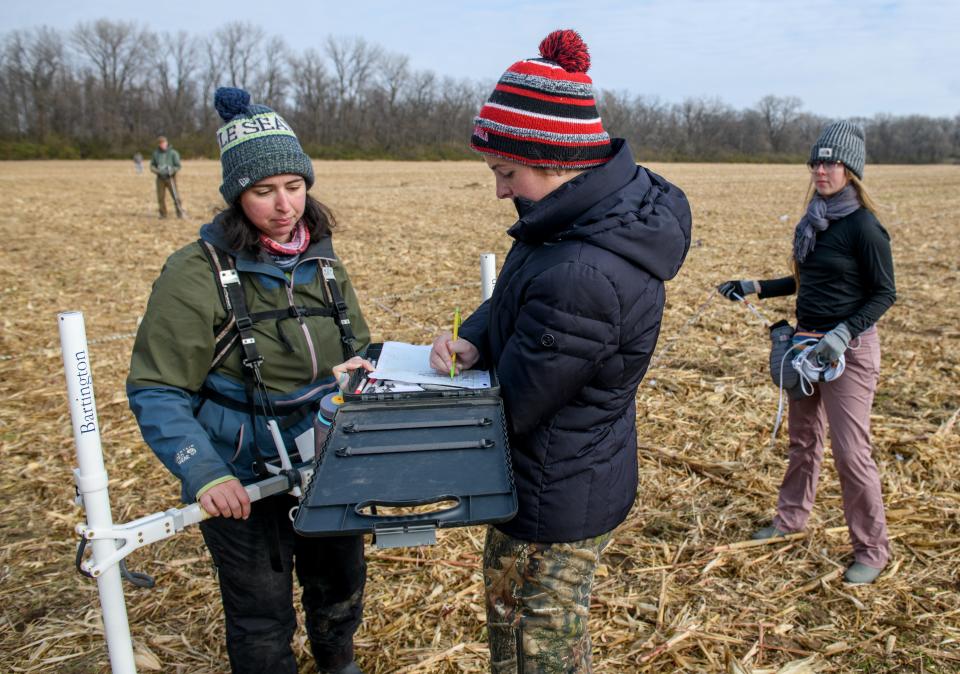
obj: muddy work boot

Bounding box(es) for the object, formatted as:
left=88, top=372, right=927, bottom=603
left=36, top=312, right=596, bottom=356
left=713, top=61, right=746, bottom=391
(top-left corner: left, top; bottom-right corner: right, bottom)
left=843, top=562, right=883, bottom=585
left=751, top=525, right=790, bottom=540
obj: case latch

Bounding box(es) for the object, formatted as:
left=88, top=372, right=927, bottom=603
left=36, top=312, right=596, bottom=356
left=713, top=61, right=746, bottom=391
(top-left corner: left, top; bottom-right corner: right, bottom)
left=373, top=523, right=437, bottom=549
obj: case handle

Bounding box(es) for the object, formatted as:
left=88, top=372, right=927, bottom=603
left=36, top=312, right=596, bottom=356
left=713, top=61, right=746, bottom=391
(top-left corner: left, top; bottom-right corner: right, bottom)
left=335, top=438, right=494, bottom=457
left=342, top=417, right=492, bottom=433
left=355, top=495, right=461, bottom=519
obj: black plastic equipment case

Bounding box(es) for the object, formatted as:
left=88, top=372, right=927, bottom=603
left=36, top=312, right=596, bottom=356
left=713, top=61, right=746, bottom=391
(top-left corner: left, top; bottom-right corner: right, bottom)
left=294, top=344, right=517, bottom=548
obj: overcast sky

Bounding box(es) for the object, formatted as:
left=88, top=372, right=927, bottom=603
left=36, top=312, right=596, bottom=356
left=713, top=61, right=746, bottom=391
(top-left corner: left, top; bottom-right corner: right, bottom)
left=6, top=0, right=958, bottom=118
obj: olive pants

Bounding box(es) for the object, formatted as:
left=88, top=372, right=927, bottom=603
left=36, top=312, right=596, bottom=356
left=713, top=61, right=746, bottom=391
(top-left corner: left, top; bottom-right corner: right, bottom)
left=156, top=176, right=183, bottom=218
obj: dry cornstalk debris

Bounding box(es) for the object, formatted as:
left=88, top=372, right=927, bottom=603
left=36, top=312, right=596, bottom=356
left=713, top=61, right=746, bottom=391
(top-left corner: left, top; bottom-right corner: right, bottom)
left=1, top=161, right=959, bottom=672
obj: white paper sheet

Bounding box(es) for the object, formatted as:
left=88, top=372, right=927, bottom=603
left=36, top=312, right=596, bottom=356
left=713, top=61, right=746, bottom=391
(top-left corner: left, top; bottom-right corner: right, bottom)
left=370, top=341, right=491, bottom=389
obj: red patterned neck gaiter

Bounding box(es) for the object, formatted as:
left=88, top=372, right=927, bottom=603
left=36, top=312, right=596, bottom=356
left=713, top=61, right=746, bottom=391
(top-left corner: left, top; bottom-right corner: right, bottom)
left=259, top=221, right=310, bottom=255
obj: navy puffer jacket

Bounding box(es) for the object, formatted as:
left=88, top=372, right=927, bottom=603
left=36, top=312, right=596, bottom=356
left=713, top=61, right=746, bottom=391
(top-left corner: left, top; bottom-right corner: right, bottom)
left=459, top=139, right=691, bottom=543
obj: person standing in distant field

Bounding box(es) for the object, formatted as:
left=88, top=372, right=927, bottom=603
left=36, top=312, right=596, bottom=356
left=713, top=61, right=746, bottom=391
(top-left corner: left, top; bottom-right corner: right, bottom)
left=718, top=120, right=896, bottom=585
left=133, top=151, right=143, bottom=175
left=150, top=135, right=184, bottom=218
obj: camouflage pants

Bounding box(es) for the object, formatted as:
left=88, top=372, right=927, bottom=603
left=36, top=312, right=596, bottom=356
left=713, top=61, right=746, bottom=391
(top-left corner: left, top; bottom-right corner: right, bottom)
left=483, top=526, right=612, bottom=674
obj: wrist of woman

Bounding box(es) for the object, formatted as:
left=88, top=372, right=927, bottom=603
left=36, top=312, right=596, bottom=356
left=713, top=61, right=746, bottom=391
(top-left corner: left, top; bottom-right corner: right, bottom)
left=196, top=475, right=236, bottom=501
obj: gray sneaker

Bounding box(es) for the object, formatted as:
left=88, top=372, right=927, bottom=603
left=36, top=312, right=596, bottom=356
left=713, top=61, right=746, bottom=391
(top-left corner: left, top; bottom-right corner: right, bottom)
left=843, top=562, right=883, bottom=584
left=751, top=525, right=790, bottom=540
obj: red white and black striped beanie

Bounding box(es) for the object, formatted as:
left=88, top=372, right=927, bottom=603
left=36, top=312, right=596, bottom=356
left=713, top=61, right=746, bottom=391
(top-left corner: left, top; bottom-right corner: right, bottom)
left=470, top=29, right=612, bottom=169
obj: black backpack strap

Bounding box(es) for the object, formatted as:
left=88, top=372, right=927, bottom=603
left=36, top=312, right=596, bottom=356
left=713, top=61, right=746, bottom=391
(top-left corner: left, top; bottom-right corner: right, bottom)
left=199, top=385, right=320, bottom=430
left=248, top=306, right=335, bottom=321
left=198, top=240, right=241, bottom=371
left=247, top=307, right=336, bottom=357
left=219, top=258, right=272, bottom=475
left=198, top=239, right=273, bottom=476
left=195, top=244, right=356, bottom=477
left=320, top=260, right=358, bottom=360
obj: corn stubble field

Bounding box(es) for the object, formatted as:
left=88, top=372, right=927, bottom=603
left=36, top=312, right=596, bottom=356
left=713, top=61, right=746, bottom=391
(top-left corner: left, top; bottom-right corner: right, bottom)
left=0, top=159, right=958, bottom=673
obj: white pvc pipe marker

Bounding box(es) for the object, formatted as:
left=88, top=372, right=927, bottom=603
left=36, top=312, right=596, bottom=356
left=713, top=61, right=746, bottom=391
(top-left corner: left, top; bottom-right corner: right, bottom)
left=480, top=253, right=496, bottom=302
left=59, top=311, right=137, bottom=674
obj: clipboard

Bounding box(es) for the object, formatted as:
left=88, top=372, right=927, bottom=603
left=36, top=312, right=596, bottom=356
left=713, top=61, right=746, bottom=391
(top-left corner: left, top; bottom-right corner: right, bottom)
left=343, top=343, right=500, bottom=402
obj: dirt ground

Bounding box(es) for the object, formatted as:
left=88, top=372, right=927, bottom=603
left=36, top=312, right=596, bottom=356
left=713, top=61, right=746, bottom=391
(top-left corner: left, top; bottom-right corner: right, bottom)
left=1, top=159, right=958, bottom=673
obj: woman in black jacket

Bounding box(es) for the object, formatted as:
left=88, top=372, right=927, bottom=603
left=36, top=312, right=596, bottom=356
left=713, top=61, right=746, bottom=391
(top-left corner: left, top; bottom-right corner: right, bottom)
left=430, top=30, right=691, bottom=673
left=718, top=120, right=896, bottom=585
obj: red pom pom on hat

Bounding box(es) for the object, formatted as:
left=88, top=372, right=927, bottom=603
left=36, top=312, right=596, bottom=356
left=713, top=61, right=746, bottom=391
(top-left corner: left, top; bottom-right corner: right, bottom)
left=538, top=29, right=590, bottom=73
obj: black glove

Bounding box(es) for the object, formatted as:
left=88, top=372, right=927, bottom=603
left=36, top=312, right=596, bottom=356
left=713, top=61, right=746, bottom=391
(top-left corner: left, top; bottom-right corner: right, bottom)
left=717, top=279, right=758, bottom=301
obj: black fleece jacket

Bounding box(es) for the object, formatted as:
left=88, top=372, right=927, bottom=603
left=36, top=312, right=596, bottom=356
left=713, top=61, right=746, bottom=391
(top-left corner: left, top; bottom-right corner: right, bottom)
left=759, top=207, right=896, bottom=336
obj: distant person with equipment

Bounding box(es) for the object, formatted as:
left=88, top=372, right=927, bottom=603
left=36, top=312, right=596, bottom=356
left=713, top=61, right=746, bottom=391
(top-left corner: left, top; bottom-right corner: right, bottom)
left=717, top=120, right=896, bottom=584
left=150, top=135, right=184, bottom=218
left=429, top=30, right=691, bottom=673
left=133, top=151, right=143, bottom=175
left=128, top=88, right=368, bottom=674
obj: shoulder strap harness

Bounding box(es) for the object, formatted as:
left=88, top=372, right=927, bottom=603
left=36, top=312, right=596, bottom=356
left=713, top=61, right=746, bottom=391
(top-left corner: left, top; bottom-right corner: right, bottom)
left=197, top=239, right=359, bottom=476
left=319, top=261, right=359, bottom=362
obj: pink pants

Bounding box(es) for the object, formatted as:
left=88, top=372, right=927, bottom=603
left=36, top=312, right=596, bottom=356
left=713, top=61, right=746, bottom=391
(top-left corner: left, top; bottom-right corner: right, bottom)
left=773, top=326, right=890, bottom=568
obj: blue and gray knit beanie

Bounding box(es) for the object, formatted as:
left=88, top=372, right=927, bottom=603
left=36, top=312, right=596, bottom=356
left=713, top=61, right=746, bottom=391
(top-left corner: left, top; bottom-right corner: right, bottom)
left=214, top=87, right=314, bottom=204
left=809, top=120, right=866, bottom=179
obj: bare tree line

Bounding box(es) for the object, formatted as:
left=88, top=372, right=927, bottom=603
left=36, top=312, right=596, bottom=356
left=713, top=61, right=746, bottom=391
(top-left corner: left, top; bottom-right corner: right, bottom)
left=2, top=19, right=958, bottom=163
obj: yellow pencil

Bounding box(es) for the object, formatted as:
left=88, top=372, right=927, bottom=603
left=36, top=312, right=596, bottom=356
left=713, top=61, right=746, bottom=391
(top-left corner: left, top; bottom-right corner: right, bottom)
left=450, top=306, right=461, bottom=379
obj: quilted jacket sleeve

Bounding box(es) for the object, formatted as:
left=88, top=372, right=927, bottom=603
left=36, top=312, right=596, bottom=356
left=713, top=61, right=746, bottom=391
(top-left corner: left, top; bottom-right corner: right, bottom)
left=458, top=299, right=491, bottom=369
left=496, top=261, right=619, bottom=436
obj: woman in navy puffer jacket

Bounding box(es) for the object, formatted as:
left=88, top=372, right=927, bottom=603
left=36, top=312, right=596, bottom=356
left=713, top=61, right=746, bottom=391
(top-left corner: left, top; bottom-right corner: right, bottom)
left=430, top=30, right=691, bottom=673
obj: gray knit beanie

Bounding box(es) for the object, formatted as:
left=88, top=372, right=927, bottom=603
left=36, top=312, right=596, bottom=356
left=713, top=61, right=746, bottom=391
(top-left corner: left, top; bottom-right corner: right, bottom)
left=214, top=87, right=314, bottom=204
left=809, top=120, right=866, bottom=179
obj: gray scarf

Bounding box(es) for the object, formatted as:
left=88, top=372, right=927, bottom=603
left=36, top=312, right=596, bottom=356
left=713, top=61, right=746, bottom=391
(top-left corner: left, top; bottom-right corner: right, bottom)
left=792, top=184, right=861, bottom=263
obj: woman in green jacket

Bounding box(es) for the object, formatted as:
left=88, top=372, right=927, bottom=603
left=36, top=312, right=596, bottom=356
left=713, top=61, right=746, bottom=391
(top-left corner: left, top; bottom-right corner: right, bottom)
left=128, top=87, right=367, bottom=674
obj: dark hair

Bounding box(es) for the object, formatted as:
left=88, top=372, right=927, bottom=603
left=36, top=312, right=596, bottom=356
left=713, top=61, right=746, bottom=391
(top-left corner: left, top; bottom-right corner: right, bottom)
left=221, top=193, right=336, bottom=253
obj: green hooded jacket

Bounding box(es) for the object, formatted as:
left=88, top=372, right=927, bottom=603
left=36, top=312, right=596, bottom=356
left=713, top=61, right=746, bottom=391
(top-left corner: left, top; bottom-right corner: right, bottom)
left=127, top=216, right=370, bottom=501
left=150, top=146, right=181, bottom=178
